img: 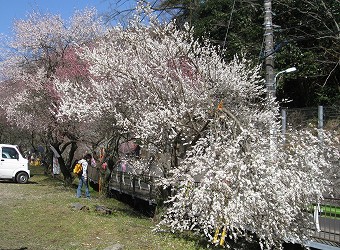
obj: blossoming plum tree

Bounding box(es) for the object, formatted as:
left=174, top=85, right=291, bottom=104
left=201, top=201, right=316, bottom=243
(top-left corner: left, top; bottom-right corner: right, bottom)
left=54, top=5, right=339, bottom=249
left=0, top=8, right=106, bottom=182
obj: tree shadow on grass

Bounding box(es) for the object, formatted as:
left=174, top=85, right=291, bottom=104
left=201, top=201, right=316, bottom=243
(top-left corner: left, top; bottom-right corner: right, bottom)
left=0, top=180, right=37, bottom=185
left=0, top=247, right=28, bottom=250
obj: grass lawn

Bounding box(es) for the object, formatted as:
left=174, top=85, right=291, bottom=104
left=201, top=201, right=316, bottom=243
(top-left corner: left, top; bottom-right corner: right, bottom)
left=310, top=203, right=340, bottom=219
left=0, top=167, right=208, bottom=250
left=320, top=205, right=340, bottom=219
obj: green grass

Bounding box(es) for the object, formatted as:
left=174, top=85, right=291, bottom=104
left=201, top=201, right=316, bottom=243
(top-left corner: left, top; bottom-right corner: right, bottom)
left=0, top=167, right=208, bottom=250
left=309, top=203, right=340, bottom=219
left=320, top=205, right=340, bottom=218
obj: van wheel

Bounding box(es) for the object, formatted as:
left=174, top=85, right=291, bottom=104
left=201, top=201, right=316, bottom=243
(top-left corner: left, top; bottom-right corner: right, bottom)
left=16, top=172, right=29, bottom=184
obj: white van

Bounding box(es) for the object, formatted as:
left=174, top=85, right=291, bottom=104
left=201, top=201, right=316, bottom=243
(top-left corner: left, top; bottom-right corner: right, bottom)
left=0, top=144, right=30, bottom=184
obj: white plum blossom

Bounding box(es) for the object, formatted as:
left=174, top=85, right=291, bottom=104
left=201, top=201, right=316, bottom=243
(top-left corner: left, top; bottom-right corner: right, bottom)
left=0, top=8, right=106, bottom=131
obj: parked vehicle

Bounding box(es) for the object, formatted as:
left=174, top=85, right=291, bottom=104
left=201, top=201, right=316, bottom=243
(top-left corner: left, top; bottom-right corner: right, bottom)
left=0, top=144, right=30, bottom=184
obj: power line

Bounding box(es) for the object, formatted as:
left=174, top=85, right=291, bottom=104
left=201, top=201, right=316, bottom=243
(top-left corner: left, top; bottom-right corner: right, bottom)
left=221, top=0, right=236, bottom=52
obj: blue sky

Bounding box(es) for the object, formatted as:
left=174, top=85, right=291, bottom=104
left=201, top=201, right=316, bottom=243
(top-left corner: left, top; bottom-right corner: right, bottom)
left=0, top=0, right=136, bottom=36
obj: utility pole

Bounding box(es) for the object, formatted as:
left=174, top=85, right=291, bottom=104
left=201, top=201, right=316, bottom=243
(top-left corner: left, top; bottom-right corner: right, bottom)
left=264, top=0, right=275, bottom=99
left=264, top=0, right=276, bottom=155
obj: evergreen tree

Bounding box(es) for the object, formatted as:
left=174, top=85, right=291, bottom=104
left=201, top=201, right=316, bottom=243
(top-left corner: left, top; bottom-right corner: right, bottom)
left=155, top=0, right=339, bottom=107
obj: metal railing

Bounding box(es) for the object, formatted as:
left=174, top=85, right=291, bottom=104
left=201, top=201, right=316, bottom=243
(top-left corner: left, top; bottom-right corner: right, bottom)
left=108, top=170, right=159, bottom=205
left=310, top=198, right=340, bottom=247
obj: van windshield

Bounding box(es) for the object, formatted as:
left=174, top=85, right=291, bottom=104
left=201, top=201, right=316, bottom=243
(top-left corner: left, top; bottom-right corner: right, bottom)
left=15, top=145, right=25, bottom=158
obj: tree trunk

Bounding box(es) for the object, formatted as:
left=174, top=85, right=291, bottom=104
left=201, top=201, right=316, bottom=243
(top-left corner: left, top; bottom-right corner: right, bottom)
left=51, top=142, right=73, bottom=185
